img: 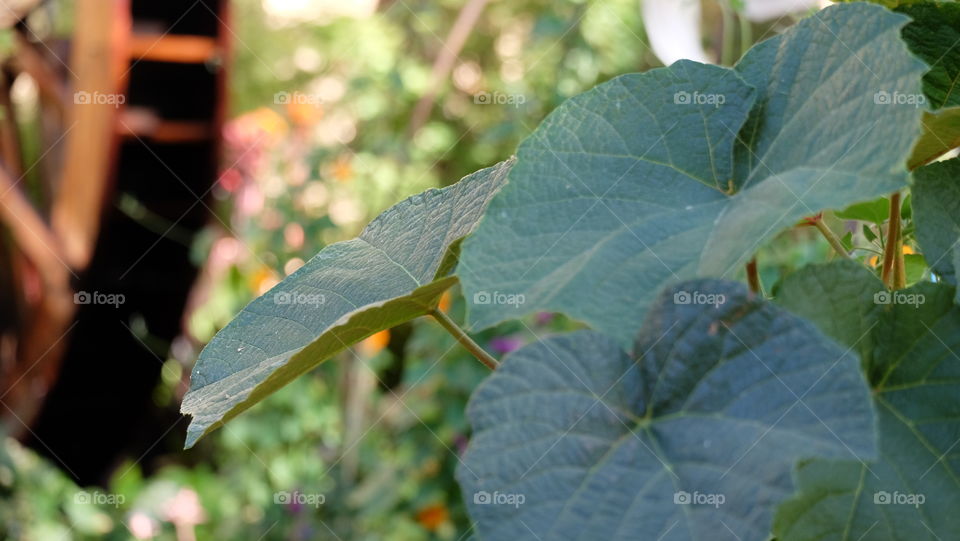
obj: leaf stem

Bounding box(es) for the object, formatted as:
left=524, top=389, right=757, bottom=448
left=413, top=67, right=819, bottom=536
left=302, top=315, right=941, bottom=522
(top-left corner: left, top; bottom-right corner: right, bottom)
left=745, top=258, right=762, bottom=295
left=813, top=219, right=851, bottom=259
left=428, top=308, right=499, bottom=370
left=881, top=192, right=902, bottom=288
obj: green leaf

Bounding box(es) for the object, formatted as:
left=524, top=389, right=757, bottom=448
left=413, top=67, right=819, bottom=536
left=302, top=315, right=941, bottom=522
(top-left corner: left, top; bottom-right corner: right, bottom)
left=904, top=253, right=928, bottom=284
left=836, top=197, right=890, bottom=225
left=913, top=158, right=960, bottom=284
left=180, top=159, right=514, bottom=448
left=459, top=279, right=877, bottom=541
left=774, top=263, right=960, bottom=541
left=775, top=260, right=883, bottom=368
left=910, top=109, right=960, bottom=169
left=460, top=4, right=925, bottom=345
left=895, top=2, right=960, bottom=167
left=899, top=3, right=960, bottom=110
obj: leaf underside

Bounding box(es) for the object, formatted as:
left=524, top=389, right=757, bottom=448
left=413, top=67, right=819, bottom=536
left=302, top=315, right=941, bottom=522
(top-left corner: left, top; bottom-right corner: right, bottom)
left=180, top=159, right=514, bottom=448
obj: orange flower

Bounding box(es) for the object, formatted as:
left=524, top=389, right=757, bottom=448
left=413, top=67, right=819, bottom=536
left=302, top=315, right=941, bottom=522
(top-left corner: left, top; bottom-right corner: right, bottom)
left=359, top=329, right=390, bottom=356
left=287, top=100, right=323, bottom=127
left=331, top=155, right=354, bottom=182
left=415, top=504, right=449, bottom=531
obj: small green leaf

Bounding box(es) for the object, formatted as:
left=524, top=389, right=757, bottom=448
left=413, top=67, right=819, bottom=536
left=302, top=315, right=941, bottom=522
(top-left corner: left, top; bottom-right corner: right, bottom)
left=836, top=197, right=890, bottom=225
left=903, top=253, right=928, bottom=284
left=863, top=224, right=878, bottom=244
left=180, top=159, right=514, bottom=448
left=459, top=279, right=876, bottom=541
left=912, top=157, right=960, bottom=284
left=461, top=4, right=925, bottom=345
left=774, top=263, right=960, bottom=541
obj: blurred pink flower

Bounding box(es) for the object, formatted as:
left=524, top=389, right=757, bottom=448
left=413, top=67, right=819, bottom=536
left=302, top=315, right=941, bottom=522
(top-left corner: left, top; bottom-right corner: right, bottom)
left=163, top=488, right=206, bottom=526
left=128, top=511, right=158, bottom=539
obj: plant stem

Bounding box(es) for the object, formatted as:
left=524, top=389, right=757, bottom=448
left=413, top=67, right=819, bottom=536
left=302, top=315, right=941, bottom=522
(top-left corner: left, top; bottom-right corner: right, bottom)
left=893, top=234, right=907, bottom=290
left=428, top=308, right=499, bottom=370
left=745, top=258, right=762, bottom=294
left=719, top=1, right=735, bottom=66
left=813, top=219, right=851, bottom=259
left=881, top=192, right=902, bottom=288
left=738, top=12, right=752, bottom=61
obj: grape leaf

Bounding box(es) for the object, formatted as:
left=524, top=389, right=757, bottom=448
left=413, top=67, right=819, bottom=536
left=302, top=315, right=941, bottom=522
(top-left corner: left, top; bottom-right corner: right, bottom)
left=774, top=262, right=960, bottom=541
left=459, top=279, right=876, bottom=541
left=774, top=259, right=884, bottom=367
left=180, top=159, right=513, bottom=448
left=913, top=158, right=960, bottom=285
left=460, top=4, right=925, bottom=345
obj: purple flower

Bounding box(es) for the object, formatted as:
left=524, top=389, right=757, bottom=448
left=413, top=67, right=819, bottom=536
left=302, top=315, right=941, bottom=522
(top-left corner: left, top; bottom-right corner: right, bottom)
left=535, top=312, right=555, bottom=326
left=490, top=336, right=524, bottom=354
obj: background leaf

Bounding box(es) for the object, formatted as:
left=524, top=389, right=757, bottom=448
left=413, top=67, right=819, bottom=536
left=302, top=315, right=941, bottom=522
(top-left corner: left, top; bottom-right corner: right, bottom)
left=912, top=157, right=960, bottom=284
left=892, top=2, right=960, bottom=167
left=774, top=259, right=883, bottom=366
left=774, top=262, right=960, bottom=541
left=461, top=4, right=925, bottom=345
left=181, top=159, right=513, bottom=448
left=459, top=279, right=876, bottom=541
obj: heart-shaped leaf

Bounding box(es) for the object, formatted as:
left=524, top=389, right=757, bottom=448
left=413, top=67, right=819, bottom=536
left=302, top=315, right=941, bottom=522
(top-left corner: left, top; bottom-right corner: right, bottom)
left=913, top=158, right=960, bottom=285
left=774, top=261, right=960, bottom=541
left=180, top=159, right=513, bottom=448
left=460, top=4, right=926, bottom=345
left=458, top=279, right=876, bottom=541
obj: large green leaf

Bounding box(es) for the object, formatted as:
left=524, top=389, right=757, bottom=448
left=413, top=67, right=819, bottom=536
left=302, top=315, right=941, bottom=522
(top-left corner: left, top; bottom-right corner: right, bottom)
left=458, top=279, right=876, bottom=541
left=180, top=159, right=513, bottom=448
left=773, top=262, right=960, bottom=540
left=912, top=158, right=960, bottom=284
left=460, top=4, right=925, bottom=345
